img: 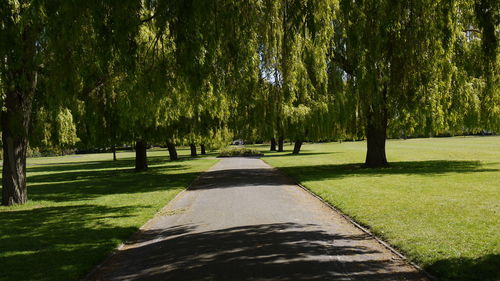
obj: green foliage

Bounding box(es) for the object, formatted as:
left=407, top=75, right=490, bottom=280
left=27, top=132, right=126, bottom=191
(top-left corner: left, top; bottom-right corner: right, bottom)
left=219, top=147, right=263, bottom=157
left=30, top=107, right=79, bottom=154
left=244, top=0, right=338, bottom=142
left=328, top=0, right=499, bottom=138
left=3, top=0, right=495, bottom=152
left=202, top=127, right=234, bottom=151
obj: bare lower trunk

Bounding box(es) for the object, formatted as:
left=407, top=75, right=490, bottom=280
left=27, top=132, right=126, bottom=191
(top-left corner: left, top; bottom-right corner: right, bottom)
left=270, top=138, right=277, bottom=151
left=277, top=136, right=284, bottom=152
left=364, top=95, right=388, bottom=168
left=2, top=25, right=38, bottom=205
left=2, top=85, right=36, bottom=206
left=200, top=144, right=206, bottom=155
left=112, top=145, right=117, bottom=161
left=166, top=142, right=178, bottom=161
left=2, top=105, right=30, bottom=205
left=292, top=140, right=303, bottom=154
left=135, top=140, right=148, bottom=171
left=190, top=143, right=197, bottom=157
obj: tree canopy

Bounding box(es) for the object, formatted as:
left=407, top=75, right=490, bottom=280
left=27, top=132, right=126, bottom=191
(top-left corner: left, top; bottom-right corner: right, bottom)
left=1, top=0, right=498, bottom=205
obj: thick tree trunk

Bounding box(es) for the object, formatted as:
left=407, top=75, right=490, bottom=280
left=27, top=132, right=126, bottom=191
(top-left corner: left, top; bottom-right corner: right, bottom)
left=200, top=144, right=206, bottom=155
left=135, top=140, right=148, bottom=171
left=190, top=143, right=197, bottom=157
left=112, top=145, right=117, bottom=161
left=292, top=140, right=303, bottom=154
left=270, top=138, right=277, bottom=151
left=166, top=142, right=178, bottom=161
left=364, top=98, right=388, bottom=168
left=2, top=99, right=31, bottom=205
left=2, top=25, right=38, bottom=205
left=277, top=136, right=284, bottom=152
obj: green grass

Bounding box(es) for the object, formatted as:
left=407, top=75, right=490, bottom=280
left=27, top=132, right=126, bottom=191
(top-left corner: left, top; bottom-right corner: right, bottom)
left=0, top=148, right=218, bottom=281
left=255, top=136, right=500, bottom=281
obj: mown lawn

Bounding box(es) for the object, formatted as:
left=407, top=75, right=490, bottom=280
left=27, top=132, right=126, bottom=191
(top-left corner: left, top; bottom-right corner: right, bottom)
left=0, top=148, right=217, bottom=281
left=257, top=136, right=500, bottom=281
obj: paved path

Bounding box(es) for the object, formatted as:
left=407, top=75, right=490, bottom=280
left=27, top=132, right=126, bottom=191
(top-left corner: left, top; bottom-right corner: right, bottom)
left=86, top=158, right=426, bottom=281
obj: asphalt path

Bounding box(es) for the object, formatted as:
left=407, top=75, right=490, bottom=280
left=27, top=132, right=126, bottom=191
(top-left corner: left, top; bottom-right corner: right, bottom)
left=85, top=157, right=426, bottom=281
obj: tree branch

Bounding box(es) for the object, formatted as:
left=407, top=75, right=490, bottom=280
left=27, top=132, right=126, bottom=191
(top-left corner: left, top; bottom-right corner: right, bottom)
left=330, top=49, right=354, bottom=76
left=141, top=14, right=157, bottom=23
left=80, top=76, right=111, bottom=97
left=464, top=29, right=481, bottom=34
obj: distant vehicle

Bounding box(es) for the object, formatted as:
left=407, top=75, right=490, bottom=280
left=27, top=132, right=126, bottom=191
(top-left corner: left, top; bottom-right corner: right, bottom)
left=232, top=139, right=245, bottom=145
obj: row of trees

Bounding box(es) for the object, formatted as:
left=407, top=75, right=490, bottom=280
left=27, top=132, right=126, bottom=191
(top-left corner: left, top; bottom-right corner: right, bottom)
left=1, top=0, right=498, bottom=205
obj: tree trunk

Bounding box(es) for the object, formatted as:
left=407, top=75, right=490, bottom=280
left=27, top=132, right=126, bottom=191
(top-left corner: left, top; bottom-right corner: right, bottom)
left=166, top=142, right=178, bottom=161
left=190, top=143, right=197, bottom=157
left=135, top=140, right=148, bottom=171
left=270, top=138, right=277, bottom=151
left=112, top=145, right=117, bottom=161
left=277, top=136, right=284, bottom=152
left=292, top=140, right=303, bottom=154
left=364, top=101, right=388, bottom=168
left=2, top=95, right=32, bottom=205
left=200, top=144, right=206, bottom=155
left=2, top=24, right=39, bottom=205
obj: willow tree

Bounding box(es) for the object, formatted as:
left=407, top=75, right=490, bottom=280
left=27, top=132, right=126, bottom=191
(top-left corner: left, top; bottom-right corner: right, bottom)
left=30, top=106, right=79, bottom=155
left=158, top=0, right=262, bottom=152
left=0, top=1, right=141, bottom=205
left=329, top=0, right=498, bottom=167
left=249, top=0, right=337, bottom=152
left=282, top=2, right=335, bottom=154
left=114, top=0, right=263, bottom=167
left=385, top=0, right=499, bottom=137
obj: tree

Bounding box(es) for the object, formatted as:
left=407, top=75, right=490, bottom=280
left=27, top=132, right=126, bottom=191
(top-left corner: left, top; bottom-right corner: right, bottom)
left=329, top=0, right=498, bottom=167
left=0, top=1, right=141, bottom=205
left=30, top=106, right=79, bottom=155
left=234, top=0, right=336, bottom=154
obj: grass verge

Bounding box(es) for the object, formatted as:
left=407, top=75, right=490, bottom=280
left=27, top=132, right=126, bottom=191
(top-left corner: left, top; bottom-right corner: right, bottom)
left=0, top=149, right=217, bottom=281
left=255, top=136, right=500, bottom=281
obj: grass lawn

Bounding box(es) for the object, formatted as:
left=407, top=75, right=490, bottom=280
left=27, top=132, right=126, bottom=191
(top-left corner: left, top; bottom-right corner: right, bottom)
left=255, top=136, right=500, bottom=281
left=0, top=148, right=217, bottom=281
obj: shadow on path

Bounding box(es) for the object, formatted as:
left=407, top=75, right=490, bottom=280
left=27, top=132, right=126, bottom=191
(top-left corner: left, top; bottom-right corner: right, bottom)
left=92, top=223, right=423, bottom=281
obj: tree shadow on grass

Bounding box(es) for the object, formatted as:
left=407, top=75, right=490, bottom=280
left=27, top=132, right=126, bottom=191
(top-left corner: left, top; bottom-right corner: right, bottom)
left=0, top=204, right=140, bottom=281
left=87, top=222, right=426, bottom=281
left=278, top=160, right=498, bottom=182
left=26, top=155, right=180, bottom=173
left=26, top=160, right=201, bottom=202
left=263, top=151, right=340, bottom=157
left=426, top=254, right=500, bottom=281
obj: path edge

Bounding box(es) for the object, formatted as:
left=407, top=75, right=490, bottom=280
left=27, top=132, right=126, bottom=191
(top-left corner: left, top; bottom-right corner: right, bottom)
left=79, top=162, right=217, bottom=281
left=268, top=164, right=439, bottom=281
